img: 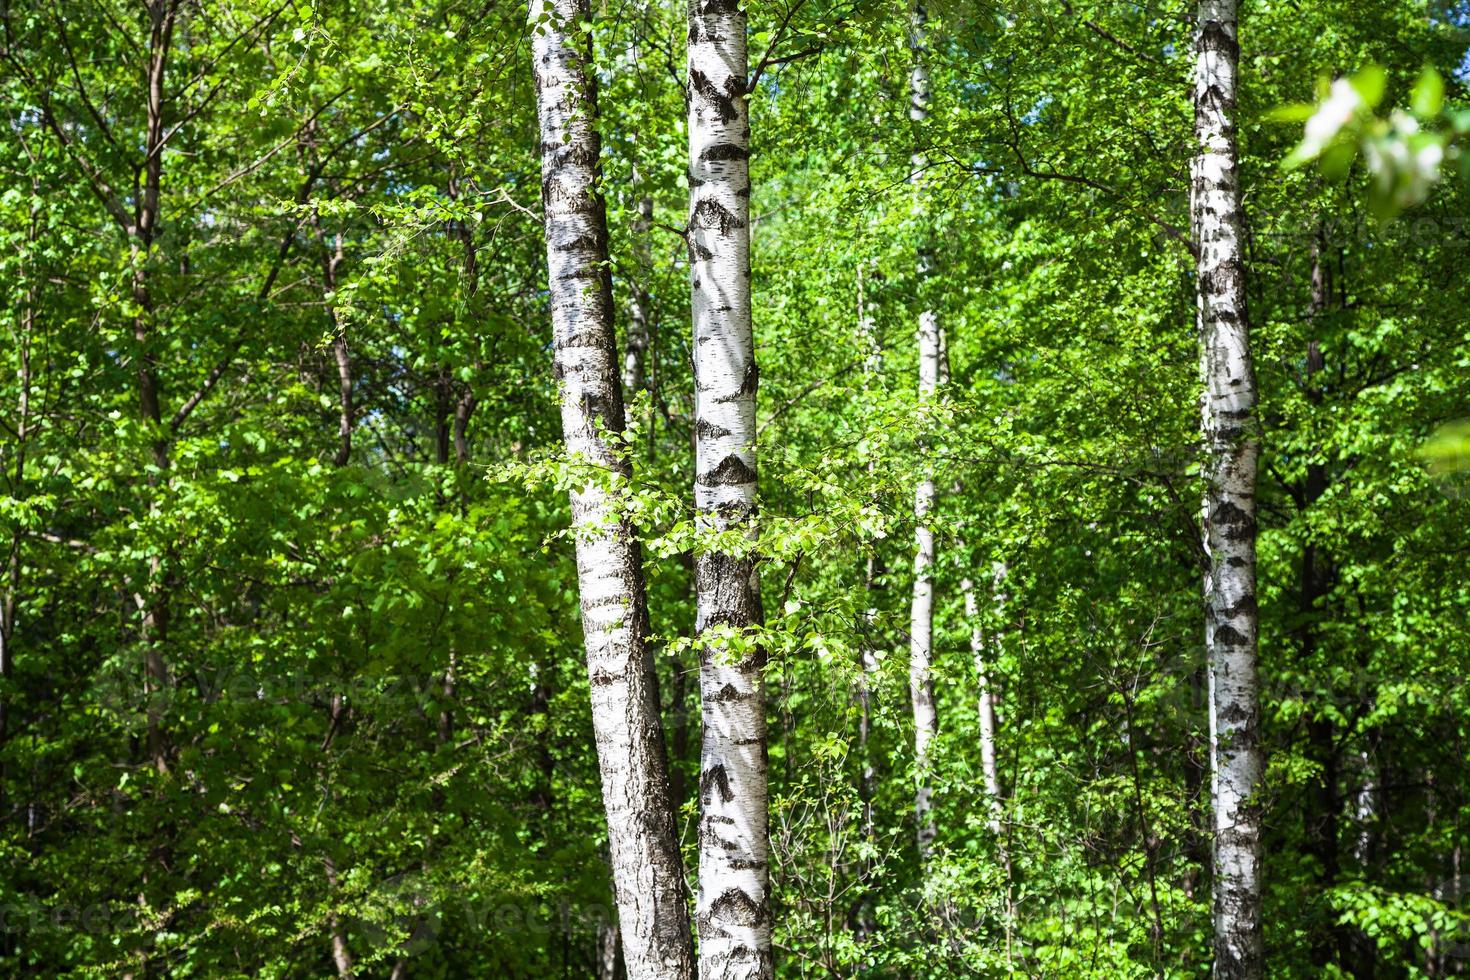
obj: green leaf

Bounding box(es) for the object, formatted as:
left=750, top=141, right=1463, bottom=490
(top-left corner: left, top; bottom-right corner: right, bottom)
left=1350, top=63, right=1387, bottom=108
left=1420, top=420, right=1470, bottom=475
left=1319, top=140, right=1358, bottom=182
left=1411, top=66, right=1444, bottom=119
left=1268, top=103, right=1318, bottom=124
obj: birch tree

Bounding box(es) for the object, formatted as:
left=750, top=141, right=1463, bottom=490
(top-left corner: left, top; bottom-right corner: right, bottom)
left=624, top=170, right=654, bottom=404
left=906, top=0, right=941, bottom=864
left=961, top=566, right=1003, bottom=836
left=1191, top=2, right=1264, bottom=975
left=853, top=261, right=883, bottom=939
left=687, top=0, right=770, bottom=976
left=529, top=3, right=695, bottom=976
left=857, top=261, right=881, bottom=849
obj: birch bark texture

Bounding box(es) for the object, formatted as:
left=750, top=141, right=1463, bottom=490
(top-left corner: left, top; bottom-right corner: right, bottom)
left=529, top=4, right=695, bottom=977
left=1191, top=2, right=1264, bottom=976
left=687, top=1, right=771, bottom=977
left=857, top=263, right=881, bottom=856
left=961, top=565, right=1004, bottom=836
left=906, top=0, right=940, bottom=863
left=624, top=180, right=654, bottom=402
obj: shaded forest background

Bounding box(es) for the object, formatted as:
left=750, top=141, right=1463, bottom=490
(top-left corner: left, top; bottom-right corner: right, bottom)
left=2, top=0, right=1470, bottom=976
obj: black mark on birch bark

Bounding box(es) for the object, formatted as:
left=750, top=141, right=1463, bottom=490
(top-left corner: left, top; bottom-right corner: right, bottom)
left=691, top=198, right=745, bottom=235
left=698, top=454, right=757, bottom=487
left=701, top=764, right=734, bottom=804
left=706, top=888, right=766, bottom=927
left=690, top=70, right=741, bottom=124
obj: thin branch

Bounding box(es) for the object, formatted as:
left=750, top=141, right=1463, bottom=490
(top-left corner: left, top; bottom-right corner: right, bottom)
left=999, top=91, right=1195, bottom=256
left=35, top=101, right=134, bottom=233
left=193, top=88, right=351, bottom=203
left=753, top=44, right=823, bottom=81
left=54, top=10, right=121, bottom=149
left=748, top=0, right=812, bottom=92
left=0, top=28, right=134, bottom=232
left=758, top=358, right=863, bottom=436
left=165, top=0, right=291, bottom=107
left=169, top=185, right=319, bottom=432
left=1059, top=1, right=1160, bottom=64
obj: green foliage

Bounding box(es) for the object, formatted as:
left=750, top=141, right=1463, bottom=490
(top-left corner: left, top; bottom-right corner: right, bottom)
left=2, top=0, right=1468, bottom=976
left=1283, top=63, right=1469, bottom=218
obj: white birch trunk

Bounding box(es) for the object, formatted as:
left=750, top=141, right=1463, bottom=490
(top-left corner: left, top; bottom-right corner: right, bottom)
left=856, top=263, right=881, bottom=855
left=906, top=0, right=941, bottom=864
left=1352, top=749, right=1376, bottom=866
left=624, top=176, right=654, bottom=403
left=909, top=320, right=939, bottom=860
left=530, top=5, right=695, bottom=977
left=687, top=3, right=770, bottom=978
left=1191, top=2, right=1264, bottom=976
left=597, top=918, right=621, bottom=980
left=961, top=566, right=1003, bottom=836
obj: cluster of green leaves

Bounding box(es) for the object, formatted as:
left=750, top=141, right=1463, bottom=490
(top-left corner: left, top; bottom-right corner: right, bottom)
left=1283, top=62, right=1470, bottom=218
left=2, top=0, right=1469, bottom=977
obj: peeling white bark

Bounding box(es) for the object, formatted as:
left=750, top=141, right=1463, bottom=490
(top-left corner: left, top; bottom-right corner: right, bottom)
left=530, top=4, right=695, bottom=977
left=687, top=2, right=770, bottom=978
left=1191, top=2, right=1264, bottom=976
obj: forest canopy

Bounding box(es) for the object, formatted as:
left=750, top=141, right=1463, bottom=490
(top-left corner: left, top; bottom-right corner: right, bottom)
left=1, top=0, right=1469, bottom=977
